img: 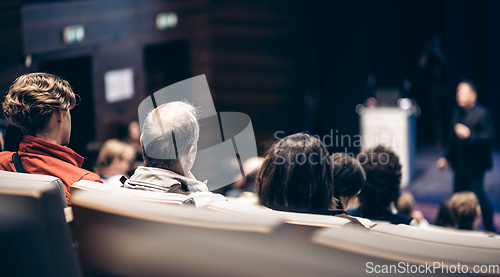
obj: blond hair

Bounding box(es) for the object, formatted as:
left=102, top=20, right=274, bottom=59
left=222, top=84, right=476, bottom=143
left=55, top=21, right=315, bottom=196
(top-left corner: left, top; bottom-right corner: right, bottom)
left=2, top=73, right=77, bottom=135
left=95, top=139, right=136, bottom=171
left=449, top=191, right=479, bottom=230
left=396, top=191, right=415, bottom=216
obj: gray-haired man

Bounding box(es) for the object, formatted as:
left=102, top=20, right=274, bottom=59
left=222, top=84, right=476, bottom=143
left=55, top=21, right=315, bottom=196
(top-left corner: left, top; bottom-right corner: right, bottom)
left=124, top=101, right=209, bottom=195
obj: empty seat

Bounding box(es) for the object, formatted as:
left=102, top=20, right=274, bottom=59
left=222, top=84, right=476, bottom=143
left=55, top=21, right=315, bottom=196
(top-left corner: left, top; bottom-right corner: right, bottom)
left=207, top=200, right=353, bottom=227
left=371, top=223, right=500, bottom=249
left=313, top=226, right=500, bottom=267
left=0, top=170, right=80, bottom=277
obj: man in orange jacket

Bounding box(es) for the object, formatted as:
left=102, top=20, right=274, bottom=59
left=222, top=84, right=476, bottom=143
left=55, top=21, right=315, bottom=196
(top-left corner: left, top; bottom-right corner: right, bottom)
left=0, top=73, right=102, bottom=204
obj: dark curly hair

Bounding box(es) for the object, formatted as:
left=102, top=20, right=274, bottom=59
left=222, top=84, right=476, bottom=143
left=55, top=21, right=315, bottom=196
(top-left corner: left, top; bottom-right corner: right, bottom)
left=357, top=145, right=402, bottom=216
left=256, top=133, right=335, bottom=214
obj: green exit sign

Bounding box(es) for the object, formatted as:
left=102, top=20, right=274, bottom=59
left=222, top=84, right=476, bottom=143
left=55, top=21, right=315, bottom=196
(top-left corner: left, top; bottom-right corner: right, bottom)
left=63, top=25, right=85, bottom=44
left=156, top=12, right=178, bottom=30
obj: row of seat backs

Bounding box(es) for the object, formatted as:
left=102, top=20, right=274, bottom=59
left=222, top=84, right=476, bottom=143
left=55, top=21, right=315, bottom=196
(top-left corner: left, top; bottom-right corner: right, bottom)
left=70, top=190, right=500, bottom=276
left=69, top=181, right=500, bottom=275
left=2, top=172, right=500, bottom=276
left=69, top=190, right=406, bottom=277
left=71, top=180, right=500, bottom=250
left=371, top=223, right=500, bottom=249
left=72, top=180, right=365, bottom=228
left=0, top=170, right=80, bottom=277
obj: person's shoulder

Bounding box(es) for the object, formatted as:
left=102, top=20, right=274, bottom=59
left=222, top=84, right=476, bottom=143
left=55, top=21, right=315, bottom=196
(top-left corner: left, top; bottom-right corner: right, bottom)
left=0, top=151, right=15, bottom=168
left=0, top=151, right=14, bottom=159
left=389, top=213, right=414, bottom=225
left=347, top=207, right=361, bottom=217
left=80, top=171, right=103, bottom=183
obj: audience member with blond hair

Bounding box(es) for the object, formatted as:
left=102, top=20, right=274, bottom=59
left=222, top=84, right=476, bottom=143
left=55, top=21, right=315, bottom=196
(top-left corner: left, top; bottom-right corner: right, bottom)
left=396, top=191, right=429, bottom=226
left=0, top=73, right=102, bottom=204
left=449, top=191, right=480, bottom=230
left=95, top=139, right=136, bottom=186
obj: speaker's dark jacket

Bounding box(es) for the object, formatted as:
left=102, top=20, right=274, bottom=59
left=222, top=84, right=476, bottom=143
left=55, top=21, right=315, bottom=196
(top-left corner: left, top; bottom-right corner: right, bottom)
left=444, top=103, right=493, bottom=176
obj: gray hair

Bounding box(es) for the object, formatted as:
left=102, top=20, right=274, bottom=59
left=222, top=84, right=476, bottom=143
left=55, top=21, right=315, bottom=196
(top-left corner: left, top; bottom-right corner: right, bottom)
left=142, top=101, right=199, bottom=169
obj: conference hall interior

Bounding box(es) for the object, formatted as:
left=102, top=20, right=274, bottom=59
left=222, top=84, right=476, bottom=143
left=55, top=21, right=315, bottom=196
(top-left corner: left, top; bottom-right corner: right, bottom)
left=1, top=0, right=500, bottom=276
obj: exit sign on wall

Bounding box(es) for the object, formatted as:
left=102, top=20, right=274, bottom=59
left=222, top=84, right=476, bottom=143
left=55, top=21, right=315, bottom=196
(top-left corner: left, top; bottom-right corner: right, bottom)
left=156, top=12, right=178, bottom=30
left=62, top=25, right=85, bottom=44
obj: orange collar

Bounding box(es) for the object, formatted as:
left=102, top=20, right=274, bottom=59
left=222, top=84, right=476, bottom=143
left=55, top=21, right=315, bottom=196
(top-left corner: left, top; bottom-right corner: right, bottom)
left=19, top=135, right=84, bottom=167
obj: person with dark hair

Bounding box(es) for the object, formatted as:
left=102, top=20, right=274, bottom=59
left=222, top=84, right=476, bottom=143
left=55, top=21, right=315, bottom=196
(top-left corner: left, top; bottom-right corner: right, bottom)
left=350, top=146, right=415, bottom=225
left=434, top=199, right=454, bottom=228
left=0, top=73, right=102, bottom=204
left=330, top=152, right=365, bottom=210
left=123, top=101, right=209, bottom=195
left=449, top=191, right=480, bottom=230
left=437, top=80, right=495, bottom=232
left=256, top=133, right=364, bottom=226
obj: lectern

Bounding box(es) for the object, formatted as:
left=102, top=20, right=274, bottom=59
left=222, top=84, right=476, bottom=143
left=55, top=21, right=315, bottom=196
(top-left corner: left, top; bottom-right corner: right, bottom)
left=360, top=107, right=416, bottom=188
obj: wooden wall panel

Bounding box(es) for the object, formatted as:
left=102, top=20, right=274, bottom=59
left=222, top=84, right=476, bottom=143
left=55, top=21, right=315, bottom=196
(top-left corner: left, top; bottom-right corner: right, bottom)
left=209, top=0, right=297, bottom=140
left=21, top=0, right=137, bottom=55
left=0, top=0, right=23, bottom=61
left=17, top=0, right=210, bottom=143
left=92, top=42, right=146, bottom=141
left=2, top=0, right=299, bottom=148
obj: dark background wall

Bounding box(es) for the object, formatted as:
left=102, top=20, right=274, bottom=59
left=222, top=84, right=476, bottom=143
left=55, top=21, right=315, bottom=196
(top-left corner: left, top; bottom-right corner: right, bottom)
left=293, top=0, right=499, bottom=154
left=0, top=0, right=499, bottom=169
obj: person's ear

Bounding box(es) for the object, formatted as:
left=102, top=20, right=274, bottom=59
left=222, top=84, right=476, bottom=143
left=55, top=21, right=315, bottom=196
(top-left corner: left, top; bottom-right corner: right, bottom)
left=53, top=109, right=63, bottom=123
left=187, top=145, right=197, bottom=163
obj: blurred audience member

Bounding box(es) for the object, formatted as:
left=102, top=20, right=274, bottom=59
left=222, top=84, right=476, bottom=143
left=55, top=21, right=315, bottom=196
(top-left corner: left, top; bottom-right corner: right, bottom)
left=449, top=191, right=480, bottom=231
left=330, top=152, right=365, bottom=210
left=0, top=73, right=102, bottom=204
left=434, top=199, right=454, bottom=228
left=257, top=133, right=364, bottom=227
left=117, top=120, right=143, bottom=175
left=351, top=146, right=415, bottom=225
left=94, top=139, right=135, bottom=186
left=397, top=191, right=429, bottom=226
left=0, top=131, right=3, bottom=151
left=227, top=157, right=264, bottom=197
left=123, top=101, right=209, bottom=195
